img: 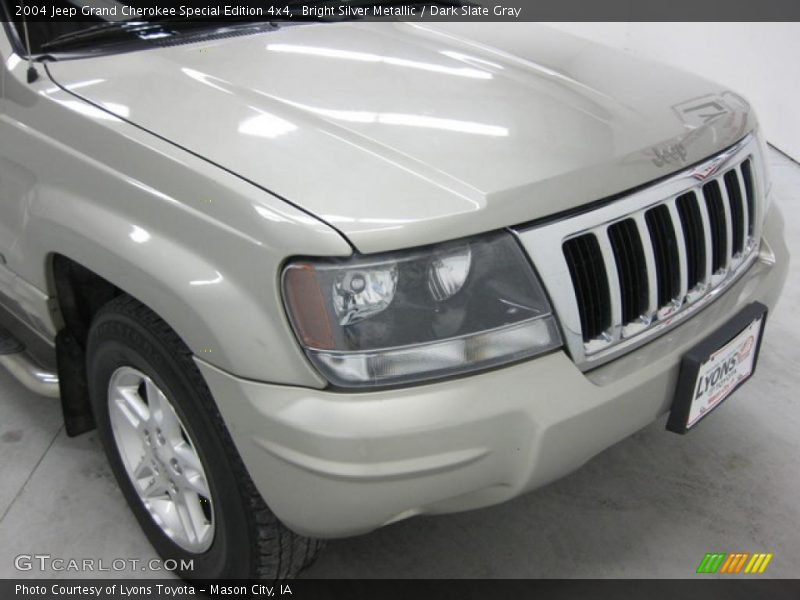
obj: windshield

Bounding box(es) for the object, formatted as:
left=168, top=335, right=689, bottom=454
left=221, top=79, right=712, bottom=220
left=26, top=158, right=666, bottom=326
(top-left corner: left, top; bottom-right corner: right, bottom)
left=3, top=0, right=275, bottom=55
left=4, top=1, right=467, bottom=55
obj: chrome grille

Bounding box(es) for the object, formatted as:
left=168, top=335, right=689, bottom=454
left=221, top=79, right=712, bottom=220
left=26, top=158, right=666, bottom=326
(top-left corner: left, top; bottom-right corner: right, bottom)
left=514, top=134, right=764, bottom=370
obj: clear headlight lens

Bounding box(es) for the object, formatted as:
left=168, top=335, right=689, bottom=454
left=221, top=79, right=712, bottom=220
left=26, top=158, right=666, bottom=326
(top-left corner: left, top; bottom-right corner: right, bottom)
left=282, top=231, right=561, bottom=388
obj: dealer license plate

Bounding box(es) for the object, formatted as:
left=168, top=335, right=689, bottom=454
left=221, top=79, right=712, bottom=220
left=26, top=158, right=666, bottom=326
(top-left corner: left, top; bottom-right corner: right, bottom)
left=666, top=303, right=767, bottom=434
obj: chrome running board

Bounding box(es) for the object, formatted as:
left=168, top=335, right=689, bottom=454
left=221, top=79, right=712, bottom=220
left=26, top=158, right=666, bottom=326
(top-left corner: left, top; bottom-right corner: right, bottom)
left=0, top=328, right=59, bottom=398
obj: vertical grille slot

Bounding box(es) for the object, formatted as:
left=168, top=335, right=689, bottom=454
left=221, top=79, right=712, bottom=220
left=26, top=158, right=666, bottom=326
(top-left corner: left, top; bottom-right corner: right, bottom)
left=645, top=205, right=680, bottom=307
left=608, top=219, right=648, bottom=324
left=563, top=234, right=611, bottom=342
left=702, top=180, right=728, bottom=273
left=676, top=192, right=706, bottom=290
left=740, top=159, right=756, bottom=236
left=723, top=169, right=746, bottom=256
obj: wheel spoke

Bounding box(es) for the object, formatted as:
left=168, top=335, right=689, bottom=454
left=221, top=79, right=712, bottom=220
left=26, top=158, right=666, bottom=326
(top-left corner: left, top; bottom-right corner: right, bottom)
left=182, top=470, right=211, bottom=499
left=172, top=440, right=210, bottom=497
left=173, top=441, right=203, bottom=473
left=150, top=496, right=187, bottom=542
left=141, top=476, right=169, bottom=499
left=146, top=379, right=182, bottom=442
left=174, top=490, right=204, bottom=545
left=113, top=386, right=150, bottom=432
left=132, top=454, right=154, bottom=481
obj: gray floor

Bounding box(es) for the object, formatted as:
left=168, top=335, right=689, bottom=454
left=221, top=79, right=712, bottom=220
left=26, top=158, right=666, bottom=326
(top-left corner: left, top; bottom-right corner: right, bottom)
left=0, top=148, right=797, bottom=579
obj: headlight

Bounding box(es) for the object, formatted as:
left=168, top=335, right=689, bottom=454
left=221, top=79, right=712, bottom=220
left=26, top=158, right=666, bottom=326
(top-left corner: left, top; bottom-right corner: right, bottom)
left=282, top=231, right=561, bottom=387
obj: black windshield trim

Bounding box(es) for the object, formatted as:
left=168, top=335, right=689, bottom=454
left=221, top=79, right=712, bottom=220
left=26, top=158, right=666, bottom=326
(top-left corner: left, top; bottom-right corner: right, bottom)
left=10, top=20, right=290, bottom=62
left=1, top=2, right=30, bottom=58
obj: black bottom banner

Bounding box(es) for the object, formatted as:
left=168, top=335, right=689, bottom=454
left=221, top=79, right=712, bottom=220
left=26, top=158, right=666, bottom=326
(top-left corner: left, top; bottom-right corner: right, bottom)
left=4, top=579, right=800, bottom=600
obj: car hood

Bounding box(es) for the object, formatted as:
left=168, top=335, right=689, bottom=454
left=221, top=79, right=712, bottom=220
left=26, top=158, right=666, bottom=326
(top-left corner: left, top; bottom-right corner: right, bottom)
left=46, top=22, right=756, bottom=253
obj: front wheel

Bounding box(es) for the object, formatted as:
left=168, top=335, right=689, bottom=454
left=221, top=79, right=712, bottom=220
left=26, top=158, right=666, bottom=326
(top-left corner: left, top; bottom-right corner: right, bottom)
left=86, top=295, right=323, bottom=580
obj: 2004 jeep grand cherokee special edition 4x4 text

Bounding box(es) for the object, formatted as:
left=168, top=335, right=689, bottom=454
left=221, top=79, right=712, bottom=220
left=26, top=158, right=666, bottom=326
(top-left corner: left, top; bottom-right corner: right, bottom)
left=0, top=7, right=789, bottom=580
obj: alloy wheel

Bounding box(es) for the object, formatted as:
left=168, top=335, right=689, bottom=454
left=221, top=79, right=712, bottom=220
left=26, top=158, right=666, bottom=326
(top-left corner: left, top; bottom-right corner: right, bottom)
left=107, top=366, right=214, bottom=553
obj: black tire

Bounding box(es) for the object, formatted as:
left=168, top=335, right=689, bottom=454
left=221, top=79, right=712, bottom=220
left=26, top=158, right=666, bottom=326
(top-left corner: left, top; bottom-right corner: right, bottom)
left=86, top=294, right=323, bottom=580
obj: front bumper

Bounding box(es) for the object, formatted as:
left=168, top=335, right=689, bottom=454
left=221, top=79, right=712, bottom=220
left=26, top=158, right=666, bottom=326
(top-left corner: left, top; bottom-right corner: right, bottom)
left=198, top=203, right=788, bottom=539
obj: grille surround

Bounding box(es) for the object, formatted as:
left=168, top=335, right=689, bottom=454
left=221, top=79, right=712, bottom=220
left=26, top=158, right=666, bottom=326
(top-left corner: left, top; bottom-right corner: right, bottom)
left=514, top=134, right=764, bottom=370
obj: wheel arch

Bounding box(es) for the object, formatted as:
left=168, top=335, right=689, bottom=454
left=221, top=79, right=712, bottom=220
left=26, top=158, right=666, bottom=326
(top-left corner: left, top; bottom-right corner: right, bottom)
left=48, top=251, right=220, bottom=436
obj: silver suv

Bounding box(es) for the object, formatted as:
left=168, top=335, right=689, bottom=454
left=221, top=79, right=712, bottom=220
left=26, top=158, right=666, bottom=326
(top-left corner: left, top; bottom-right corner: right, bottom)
left=0, top=11, right=789, bottom=579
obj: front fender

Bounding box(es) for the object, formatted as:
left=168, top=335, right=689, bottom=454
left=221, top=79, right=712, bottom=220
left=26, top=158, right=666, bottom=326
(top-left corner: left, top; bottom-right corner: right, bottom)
left=1, top=58, right=351, bottom=386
